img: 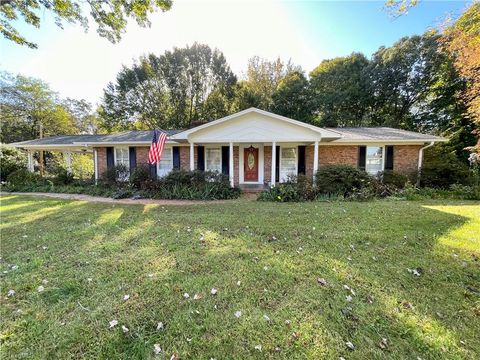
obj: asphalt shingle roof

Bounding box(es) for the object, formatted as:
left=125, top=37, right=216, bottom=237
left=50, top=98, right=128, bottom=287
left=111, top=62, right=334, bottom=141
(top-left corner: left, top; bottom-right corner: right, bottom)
left=9, top=127, right=444, bottom=147
left=325, top=127, right=445, bottom=141
left=10, top=130, right=182, bottom=146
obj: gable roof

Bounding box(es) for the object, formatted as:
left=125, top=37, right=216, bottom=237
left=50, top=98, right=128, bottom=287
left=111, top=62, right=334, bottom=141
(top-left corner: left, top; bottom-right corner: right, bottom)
left=171, top=108, right=341, bottom=140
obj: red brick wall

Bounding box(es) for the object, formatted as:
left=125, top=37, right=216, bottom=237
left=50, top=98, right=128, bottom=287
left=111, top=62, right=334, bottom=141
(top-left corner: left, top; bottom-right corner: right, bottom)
left=264, top=146, right=272, bottom=184
left=180, top=146, right=190, bottom=170
left=319, top=146, right=358, bottom=167
left=136, top=147, right=150, bottom=167
left=305, top=146, right=314, bottom=179
left=233, top=146, right=239, bottom=186
left=394, top=145, right=421, bottom=175
left=95, top=147, right=107, bottom=177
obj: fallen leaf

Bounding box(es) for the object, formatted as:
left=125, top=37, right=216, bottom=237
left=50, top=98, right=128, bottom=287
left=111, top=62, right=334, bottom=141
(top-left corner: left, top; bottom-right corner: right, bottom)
left=378, top=337, right=388, bottom=350
left=346, top=295, right=353, bottom=302
left=7, top=289, right=15, bottom=297
left=37, top=285, right=45, bottom=293
left=170, top=353, right=178, bottom=360
left=193, top=293, right=202, bottom=300
left=317, top=278, right=328, bottom=286
left=237, top=281, right=241, bottom=286
left=211, top=288, right=218, bottom=295
left=156, top=322, right=164, bottom=331
left=254, top=344, right=262, bottom=351
left=123, top=294, right=130, bottom=301
left=183, top=293, right=190, bottom=299
left=285, top=320, right=291, bottom=325
left=121, top=325, right=129, bottom=333
left=109, top=320, right=118, bottom=328
left=263, top=314, right=271, bottom=321
left=234, top=311, right=242, bottom=318
left=41, top=279, right=48, bottom=285
left=153, top=344, right=162, bottom=354
left=345, top=341, right=355, bottom=350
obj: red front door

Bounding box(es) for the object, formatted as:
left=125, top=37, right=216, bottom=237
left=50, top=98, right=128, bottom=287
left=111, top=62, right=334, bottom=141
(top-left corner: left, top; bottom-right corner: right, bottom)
left=244, top=147, right=259, bottom=182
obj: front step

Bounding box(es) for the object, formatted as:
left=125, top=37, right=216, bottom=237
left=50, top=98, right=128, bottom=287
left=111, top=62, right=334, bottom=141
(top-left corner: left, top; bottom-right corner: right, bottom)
left=239, top=184, right=267, bottom=193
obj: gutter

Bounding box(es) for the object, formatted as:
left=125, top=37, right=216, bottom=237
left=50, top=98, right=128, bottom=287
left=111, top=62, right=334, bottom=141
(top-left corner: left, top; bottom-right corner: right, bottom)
left=416, top=141, right=435, bottom=187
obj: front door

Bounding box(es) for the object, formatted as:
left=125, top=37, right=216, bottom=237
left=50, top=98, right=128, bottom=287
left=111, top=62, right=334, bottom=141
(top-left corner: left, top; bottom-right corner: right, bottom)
left=244, top=146, right=259, bottom=182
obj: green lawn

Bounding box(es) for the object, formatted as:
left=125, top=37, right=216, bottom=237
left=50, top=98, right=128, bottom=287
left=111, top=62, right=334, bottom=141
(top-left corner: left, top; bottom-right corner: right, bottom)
left=1, top=195, right=479, bottom=359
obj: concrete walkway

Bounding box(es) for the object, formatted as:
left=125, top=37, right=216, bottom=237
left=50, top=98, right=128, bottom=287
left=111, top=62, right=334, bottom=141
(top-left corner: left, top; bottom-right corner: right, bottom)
left=4, top=192, right=233, bottom=206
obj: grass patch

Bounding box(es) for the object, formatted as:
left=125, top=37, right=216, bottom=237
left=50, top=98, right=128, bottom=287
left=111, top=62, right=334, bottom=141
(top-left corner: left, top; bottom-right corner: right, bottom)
left=1, top=195, right=479, bottom=359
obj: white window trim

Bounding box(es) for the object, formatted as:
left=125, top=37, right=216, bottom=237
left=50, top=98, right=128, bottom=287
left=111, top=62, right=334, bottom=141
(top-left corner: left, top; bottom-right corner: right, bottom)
left=204, top=146, right=222, bottom=173
left=156, top=146, right=174, bottom=177
left=279, top=146, right=298, bottom=183
left=113, top=146, right=130, bottom=181
left=114, top=146, right=130, bottom=166
left=365, top=145, right=385, bottom=175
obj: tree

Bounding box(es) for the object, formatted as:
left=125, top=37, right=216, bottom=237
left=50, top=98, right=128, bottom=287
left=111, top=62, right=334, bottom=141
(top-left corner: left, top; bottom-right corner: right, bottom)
left=271, top=71, right=313, bottom=122
left=309, top=53, right=372, bottom=127
left=367, top=32, right=458, bottom=131
left=441, top=2, right=480, bottom=150
left=99, top=43, right=237, bottom=131
left=232, top=56, right=301, bottom=112
left=0, top=0, right=172, bottom=49
left=0, top=73, right=78, bottom=143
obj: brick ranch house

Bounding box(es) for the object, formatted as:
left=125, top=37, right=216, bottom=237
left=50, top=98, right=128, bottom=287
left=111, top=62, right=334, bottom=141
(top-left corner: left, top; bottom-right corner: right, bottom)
left=10, top=108, right=447, bottom=188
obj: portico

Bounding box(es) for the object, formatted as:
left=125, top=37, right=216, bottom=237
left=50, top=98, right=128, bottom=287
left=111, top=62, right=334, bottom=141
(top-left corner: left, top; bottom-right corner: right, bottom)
left=172, top=108, right=338, bottom=187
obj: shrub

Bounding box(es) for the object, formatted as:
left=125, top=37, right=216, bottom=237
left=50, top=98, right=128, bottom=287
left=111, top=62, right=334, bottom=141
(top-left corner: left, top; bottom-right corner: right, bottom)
left=315, top=165, right=372, bottom=196
left=154, top=170, right=240, bottom=200
left=379, top=170, right=408, bottom=189
left=258, top=183, right=304, bottom=202
left=129, top=165, right=152, bottom=189
left=100, top=165, right=129, bottom=186
left=0, top=146, right=27, bottom=181
left=421, top=149, right=472, bottom=188
left=5, top=168, right=53, bottom=191
left=52, top=168, right=75, bottom=185
left=258, top=175, right=317, bottom=202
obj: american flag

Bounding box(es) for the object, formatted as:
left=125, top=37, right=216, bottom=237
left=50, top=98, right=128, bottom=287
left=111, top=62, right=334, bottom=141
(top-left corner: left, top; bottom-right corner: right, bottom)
left=148, top=130, right=168, bottom=165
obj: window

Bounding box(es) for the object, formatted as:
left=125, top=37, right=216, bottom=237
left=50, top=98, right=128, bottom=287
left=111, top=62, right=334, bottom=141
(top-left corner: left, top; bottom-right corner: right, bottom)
left=280, top=147, right=297, bottom=182
left=157, top=147, right=173, bottom=177
left=114, top=147, right=130, bottom=181
left=205, top=148, right=222, bottom=172
left=366, top=146, right=383, bottom=174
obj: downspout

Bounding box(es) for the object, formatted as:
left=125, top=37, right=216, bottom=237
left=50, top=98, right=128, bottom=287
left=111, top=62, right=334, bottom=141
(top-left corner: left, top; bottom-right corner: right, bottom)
left=416, top=141, right=434, bottom=188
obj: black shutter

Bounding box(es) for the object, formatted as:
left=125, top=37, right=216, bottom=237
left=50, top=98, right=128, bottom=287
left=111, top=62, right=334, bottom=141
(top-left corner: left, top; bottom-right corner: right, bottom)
left=149, top=164, right=157, bottom=178
left=385, top=145, right=394, bottom=171
left=129, top=147, right=136, bottom=171
left=173, top=146, right=180, bottom=169
left=358, top=146, right=366, bottom=170
left=197, top=146, right=205, bottom=171
left=275, top=145, right=280, bottom=183
left=106, top=147, right=114, bottom=169
left=298, top=145, right=306, bottom=175
left=221, top=146, right=230, bottom=175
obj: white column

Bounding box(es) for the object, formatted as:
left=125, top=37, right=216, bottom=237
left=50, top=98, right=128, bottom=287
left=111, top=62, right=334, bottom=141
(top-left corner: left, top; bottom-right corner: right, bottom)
left=94, top=149, right=99, bottom=184
left=313, top=141, right=319, bottom=179
left=229, top=142, right=234, bottom=187
left=27, top=150, right=34, bottom=172
left=65, top=151, right=72, bottom=175
left=271, top=142, right=276, bottom=187
left=190, top=142, right=195, bottom=171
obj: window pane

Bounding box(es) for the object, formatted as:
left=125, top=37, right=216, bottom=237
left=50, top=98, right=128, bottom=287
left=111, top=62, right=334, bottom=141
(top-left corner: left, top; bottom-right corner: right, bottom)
left=280, top=147, right=297, bottom=182
left=206, top=148, right=221, bottom=172
left=158, top=148, right=173, bottom=176
left=366, top=146, right=383, bottom=174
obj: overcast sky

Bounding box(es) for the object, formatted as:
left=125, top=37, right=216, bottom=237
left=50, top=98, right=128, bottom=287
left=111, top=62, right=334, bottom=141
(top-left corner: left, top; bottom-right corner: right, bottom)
left=0, top=0, right=469, bottom=105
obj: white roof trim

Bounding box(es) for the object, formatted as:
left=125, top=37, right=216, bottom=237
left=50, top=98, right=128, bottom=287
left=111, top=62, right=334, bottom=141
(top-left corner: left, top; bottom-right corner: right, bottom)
left=171, top=108, right=341, bottom=140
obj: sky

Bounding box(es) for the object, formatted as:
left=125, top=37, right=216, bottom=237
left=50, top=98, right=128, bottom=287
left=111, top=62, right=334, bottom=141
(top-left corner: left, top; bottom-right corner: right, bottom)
left=0, top=0, right=470, bottom=105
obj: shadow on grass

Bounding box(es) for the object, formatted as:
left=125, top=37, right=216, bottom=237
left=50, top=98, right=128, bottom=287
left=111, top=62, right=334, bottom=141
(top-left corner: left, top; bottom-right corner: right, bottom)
left=1, top=195, right=478, bottom=359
